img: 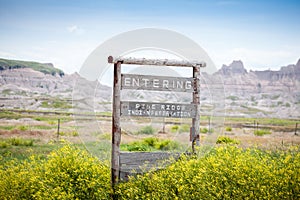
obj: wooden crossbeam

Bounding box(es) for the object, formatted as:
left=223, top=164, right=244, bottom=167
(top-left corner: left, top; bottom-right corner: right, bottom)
left=108, top=56, right=206, bottom=68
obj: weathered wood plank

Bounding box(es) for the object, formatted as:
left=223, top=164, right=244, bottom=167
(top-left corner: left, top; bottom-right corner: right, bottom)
left=119, top=152, right=182, bottom=180
left=121, top=73, right=195, bottom=92
left=108, top=56, right=206, bottom=68
left=121, top=101, right=196, bottom=118
left=120, top=152, right=179, bottom=163
left=111, top=61, right=121, bottom=186
left=192, top=66, right=201, bottom=151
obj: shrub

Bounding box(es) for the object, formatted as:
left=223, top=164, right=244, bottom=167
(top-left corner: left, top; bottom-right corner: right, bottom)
left=17, top=125, right=29, bottom=131
left=155, top=140, right=179, bottom=151
left=225, top=126, right=232, bottom=132
left=226, top=95, right=239, bottom=101
left=216, top=136, right=240, bottom=145
left=71, top=131, right=79, bottom=137
left=9, top=138, right=34, bottom=146
left=143, top=137, right=159, bottom=147
left=124, top=142, right=151, bottom=152
left=171, top=124, right=190, bottom=133
left=137, top=126, right=155, bottom=135
left=200, top=127, right=208, bottom=133
left=116, top=146, right=300, bottom=199
left=121, top=137, right=180, bottom=152
left=0, top=145, right=299, bottom=199
left=0, top=145, right=111, bottom=199
left=171, top=125, right=179, bottom=132
left=254, top=129, right=271, bottom=136
left=0, top=141, right=9, bottom=148
left=0, top=125, right=14, bottom=130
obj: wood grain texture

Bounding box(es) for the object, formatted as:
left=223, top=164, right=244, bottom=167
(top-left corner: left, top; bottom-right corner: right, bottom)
left=108, top=56, right=206, bottom=68
left=119, top=152, right=182, bottom=180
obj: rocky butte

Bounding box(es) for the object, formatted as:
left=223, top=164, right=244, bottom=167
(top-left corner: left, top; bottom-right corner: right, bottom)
left=0, top=58, right=299, bottom=118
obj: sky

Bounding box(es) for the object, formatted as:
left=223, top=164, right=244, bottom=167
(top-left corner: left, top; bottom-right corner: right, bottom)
left=0, top=0, right=299, bottom=74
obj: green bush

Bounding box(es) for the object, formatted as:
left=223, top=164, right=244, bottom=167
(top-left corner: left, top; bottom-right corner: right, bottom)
left=171, top=124, right=190, bottom=133
left=116, top=146, right=300, bottom=199
left=143, top=137, right=159, bottom=147
left=123, top=142, right=151, bottom=151
left=171, top=125, right=179, bottom=132
left=216, top=136, right=240, bottom=145
left=0, top=141, right=9, bottom=148
left=225, top=126, right=232, bottom=132
left=137, top=126, right=155, bottom=135
left=226, top=95, right=239, bottom=101
left=254, top=129, right=271, bottom=136
left=0, top=125, right=15, bottom=130
left=17, top=125, right=29, bottom=131
left=0, top=145, right=111, bottom=199
left=155, top=140, right=179, bottom=151
left=200, top=127, right=208, bottom=133
left=56, top=131, right=79, bottom=137
left=121, top=137, right=180, bottom=152
left=8, top=138, right=34, bottom=146
left=71, top=131, right=79, bottom=137
left=0, top=145, right=299, bottom=199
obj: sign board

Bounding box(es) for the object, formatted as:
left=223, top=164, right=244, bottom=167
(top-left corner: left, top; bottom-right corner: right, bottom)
left=121, top=74, right=195, bottom=92
left=121, top=101, right=196, bottom=118
left=109, top=56, right=205, bottom=186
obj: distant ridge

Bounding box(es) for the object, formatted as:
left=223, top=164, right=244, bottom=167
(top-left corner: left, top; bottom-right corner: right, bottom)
left=217, top=58, right=300, bottom=81
left=0, top=58, right=64, bottom=77
left=0, top=57, right=299, bottom=118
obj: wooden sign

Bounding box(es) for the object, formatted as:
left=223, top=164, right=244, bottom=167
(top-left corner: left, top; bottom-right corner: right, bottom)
left=109, top=56, right=205, bottom=187
left=121, top=74, right=195, bottom=92
left=121, top=101, right=196, bottom=118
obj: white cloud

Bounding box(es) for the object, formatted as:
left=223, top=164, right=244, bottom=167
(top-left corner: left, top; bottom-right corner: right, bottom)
left=67, top=25, right=85, bottom=35
left=0, top=39, right=96, bottom=74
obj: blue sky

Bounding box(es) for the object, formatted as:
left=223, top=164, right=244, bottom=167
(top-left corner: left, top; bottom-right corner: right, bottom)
left=0, top=0, right=299, bottom=73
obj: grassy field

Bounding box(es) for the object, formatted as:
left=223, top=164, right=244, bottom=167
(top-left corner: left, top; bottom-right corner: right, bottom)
left=0, top=109, right=299, bottom=162
left=0, top=109, right=299, bottom=199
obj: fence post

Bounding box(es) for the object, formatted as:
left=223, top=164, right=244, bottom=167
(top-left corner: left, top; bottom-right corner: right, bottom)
left=208, top=116, right=211, bottom=133
left=295, top=123, right=298, bottom=136
left=57, top=119, right=60, bottom=141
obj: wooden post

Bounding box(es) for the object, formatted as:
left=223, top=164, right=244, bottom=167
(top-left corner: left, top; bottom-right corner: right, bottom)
left=57, top=119, right=60, bottom=141
left=192, top=66, right=200, bottom=152
left=295, top=123, right=298, bottom=136
left=163, top=118, right=165, bottom=133
left=111, top=61, right=122, bottom=188
left=208, top=116, right=211, bottom=133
